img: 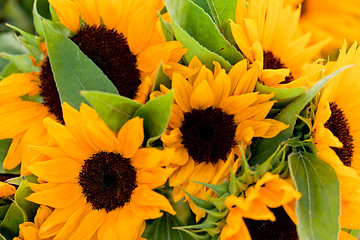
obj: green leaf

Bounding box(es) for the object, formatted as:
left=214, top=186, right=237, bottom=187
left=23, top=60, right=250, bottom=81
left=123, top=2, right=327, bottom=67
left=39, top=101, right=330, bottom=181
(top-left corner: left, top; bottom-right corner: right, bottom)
left=249, top=66, right=352, bottom=166
left=42, top=20, right=119, bottom=110
left=255, top=82, right=306, bottom=106
left=0, top=139, right=20, bottom=174
left=0, top=53, right=39, bottom=73
left=142, top=212, right=194, bottom=240
left=33, top=0, right=44, bottom=37
left=152, top=61, right=172, bottom=92
left=206, top=0, right=238, bottom=46
left=81, top=91, right=143, bottom=134
left=1, top=62, right=20, bottom=79
left=288, top=152, right=340, bottom=240
left=172, top=21, right=232, bottom=71
left=165, top=0, right=242, bottom=65
left=15, top=179, right=39, bottom=222
left=134, top=91, right=174, bottom=147
left=0, top=202, right=26, bottom=238
left=0, top=205, right=10, bottom=221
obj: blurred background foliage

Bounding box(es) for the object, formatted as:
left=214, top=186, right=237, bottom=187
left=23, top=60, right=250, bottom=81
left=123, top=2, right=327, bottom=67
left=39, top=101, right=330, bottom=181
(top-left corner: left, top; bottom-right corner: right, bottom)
left=0, top=0, right=49, bottom=75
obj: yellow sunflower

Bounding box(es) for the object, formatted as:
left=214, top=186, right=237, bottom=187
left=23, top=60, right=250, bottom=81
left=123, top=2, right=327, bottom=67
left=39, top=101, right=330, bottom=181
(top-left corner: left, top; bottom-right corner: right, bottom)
left=14, top=205, right=53, bottom=240
left=0, top=181, right=16, bottom=197
left=284, top=0, right=360, bottom=54
left=160, top=56, right=288, bottom=218
left=312, top=41, right=360, bottom=230
left=230, top=0, right=329, bottom=88
left=0, top=0, right=186, bottom=174
left=220, top=173, right=301, bottom=240
left=26, top=103, right=175, bottom=240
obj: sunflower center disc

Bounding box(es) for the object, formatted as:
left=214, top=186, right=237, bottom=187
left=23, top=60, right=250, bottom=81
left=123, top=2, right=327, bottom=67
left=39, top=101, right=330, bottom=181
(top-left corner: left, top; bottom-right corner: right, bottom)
left=263, top=51, right=293, bottom=83
left=244, top=207, right=298, bottom=240
left=324, top=102, right=354, bottom=166
left=180, top=107, right=236, bottom=164
left=39, top=25, right=140, bottom=123
left=78, top=151, right=137, bottom=212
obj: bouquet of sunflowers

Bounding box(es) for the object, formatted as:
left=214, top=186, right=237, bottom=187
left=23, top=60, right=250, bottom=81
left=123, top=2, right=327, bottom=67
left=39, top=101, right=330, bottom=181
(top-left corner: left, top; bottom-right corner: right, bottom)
left=0, top=0, right=359, bottom=239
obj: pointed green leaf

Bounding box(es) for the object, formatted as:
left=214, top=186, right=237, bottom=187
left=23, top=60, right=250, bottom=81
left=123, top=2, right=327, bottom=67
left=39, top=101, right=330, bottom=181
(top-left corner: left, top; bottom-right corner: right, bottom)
left=289, top=152, right=340, bottom=240
left=249, top=66, right=352, bottom=165
left=142, top=213, right=194, bottom=240
left=42, top=20, right=119, bottom=110
left=255, top=82, right=306, bottom=106
left=165, top=0, right=242, bottom=65
left=172, top=22, right=232, bottom=71
left=0, top=205, right=10, bottom=220
left=134, top=91, right=174, bottom=147
left=206, top=0, right=238, bottom=46
left=81, top=91, right=143, bottom=134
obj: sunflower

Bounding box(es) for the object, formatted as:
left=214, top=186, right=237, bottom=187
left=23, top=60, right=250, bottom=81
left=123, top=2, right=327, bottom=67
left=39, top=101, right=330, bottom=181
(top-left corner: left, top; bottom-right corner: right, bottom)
left=230, top=0, right=329, bottom=88
left=220, top=173, right=301, bottom=240
left=312, top=41, right=360, bottom=230
left=160, top=56, right=288, bottom=218
left=14, top=205, right=53, bottom=240
left=0, top=0, right=186, bottom=174
left=284, top=0, right=360, bottom=54
left=25, top=103, right=175, bottom=240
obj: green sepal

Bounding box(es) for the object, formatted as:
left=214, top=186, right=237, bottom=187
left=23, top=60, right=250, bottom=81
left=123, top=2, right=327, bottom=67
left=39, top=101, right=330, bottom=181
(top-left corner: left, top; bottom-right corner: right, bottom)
left=158, top=13, right=175, bottom=41
left=343, top=229, right=360, bottom=238
left=42, top=19, right=119, bottom=110
left=6, top=175, right=38, bottom=186
left=179, top=187, right=215, bottom=212
left=0, top=139, right=20, bottom=174
left=151, top=61, right=172, bottom=92
left=134, top=91, right=174, bottom=147
left=164, top=0, right=242, bottom=65
left=0, top=53, right=39, bottom=73
left=255, top=82, right=306, bottom=106
left=250, top=65, right=352, bottom=166
left=142, top=212, right=194, bottom=240
left=33, top=0, right=44, bottom=37
left=189, top=181, right=229, bottom=198
left=5, top=24, right=43, bottom=62
left=14, top=178, right=39, bottom=222
left=254, top=144, right=287, bottom=177
left=172, top=21, right=232, bottom=71
left=81, top=91, right=143, bottom=134
left=289, top=152, right=340, bottom=240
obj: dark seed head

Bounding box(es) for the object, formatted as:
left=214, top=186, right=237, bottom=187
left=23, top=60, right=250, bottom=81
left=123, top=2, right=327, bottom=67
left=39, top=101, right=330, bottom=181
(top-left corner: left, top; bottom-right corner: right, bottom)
left=324, top=102, right=354, bottom=166
left=244, top=207, right=298, bottom=240
left=78, top=151, right=137, bottom=212
left=39, top=25, right=141, bottom=123
left=180, top=107, right=236, bottom=164
left=263, top=51, right=294, bottom=83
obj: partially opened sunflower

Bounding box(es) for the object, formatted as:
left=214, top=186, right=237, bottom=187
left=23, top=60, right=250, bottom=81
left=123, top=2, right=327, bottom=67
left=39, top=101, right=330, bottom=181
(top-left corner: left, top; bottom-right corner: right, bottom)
left=26, top=103, right=175, bottom=240
left=160, top=56, right=288, bottom=218
left=230, top=0, right=329, bottom=88
left=0, top=0, right=186, bottom=174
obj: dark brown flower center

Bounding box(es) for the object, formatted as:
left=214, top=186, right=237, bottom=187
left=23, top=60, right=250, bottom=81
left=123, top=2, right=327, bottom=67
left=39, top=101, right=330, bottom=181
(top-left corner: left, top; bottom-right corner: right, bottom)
left=180, top=107, right=236, bottom=164
left=78, top=151, right=137, bottom=212
left=263, top=51, right=293, bottom=84
left=39, top=25, right=141, bottom=123
left=324, top=102, right=354, bottom=166
left=244, top=207, right=298, bottom=240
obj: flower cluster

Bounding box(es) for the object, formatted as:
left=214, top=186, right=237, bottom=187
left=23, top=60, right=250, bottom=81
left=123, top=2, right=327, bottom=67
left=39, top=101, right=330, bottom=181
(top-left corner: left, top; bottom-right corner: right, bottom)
left=0, top=0, right=359, bottom=239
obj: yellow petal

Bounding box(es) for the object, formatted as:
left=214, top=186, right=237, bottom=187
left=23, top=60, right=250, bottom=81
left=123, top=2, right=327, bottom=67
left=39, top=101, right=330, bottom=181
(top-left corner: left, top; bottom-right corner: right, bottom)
left=172, top=73, right=193, bottom=112
left=131, top=148, right=164, bottom=169
left=49, top=0, right=80, bottom=32
left=0, top=182, right=16, bottom=197
left=189, top=80, right=215, bottom=109
left=74, top=0, right=100, bottom=26
left=117, top=117, right=144, bottom=158
left=27, top=158, right=81, bottom=183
